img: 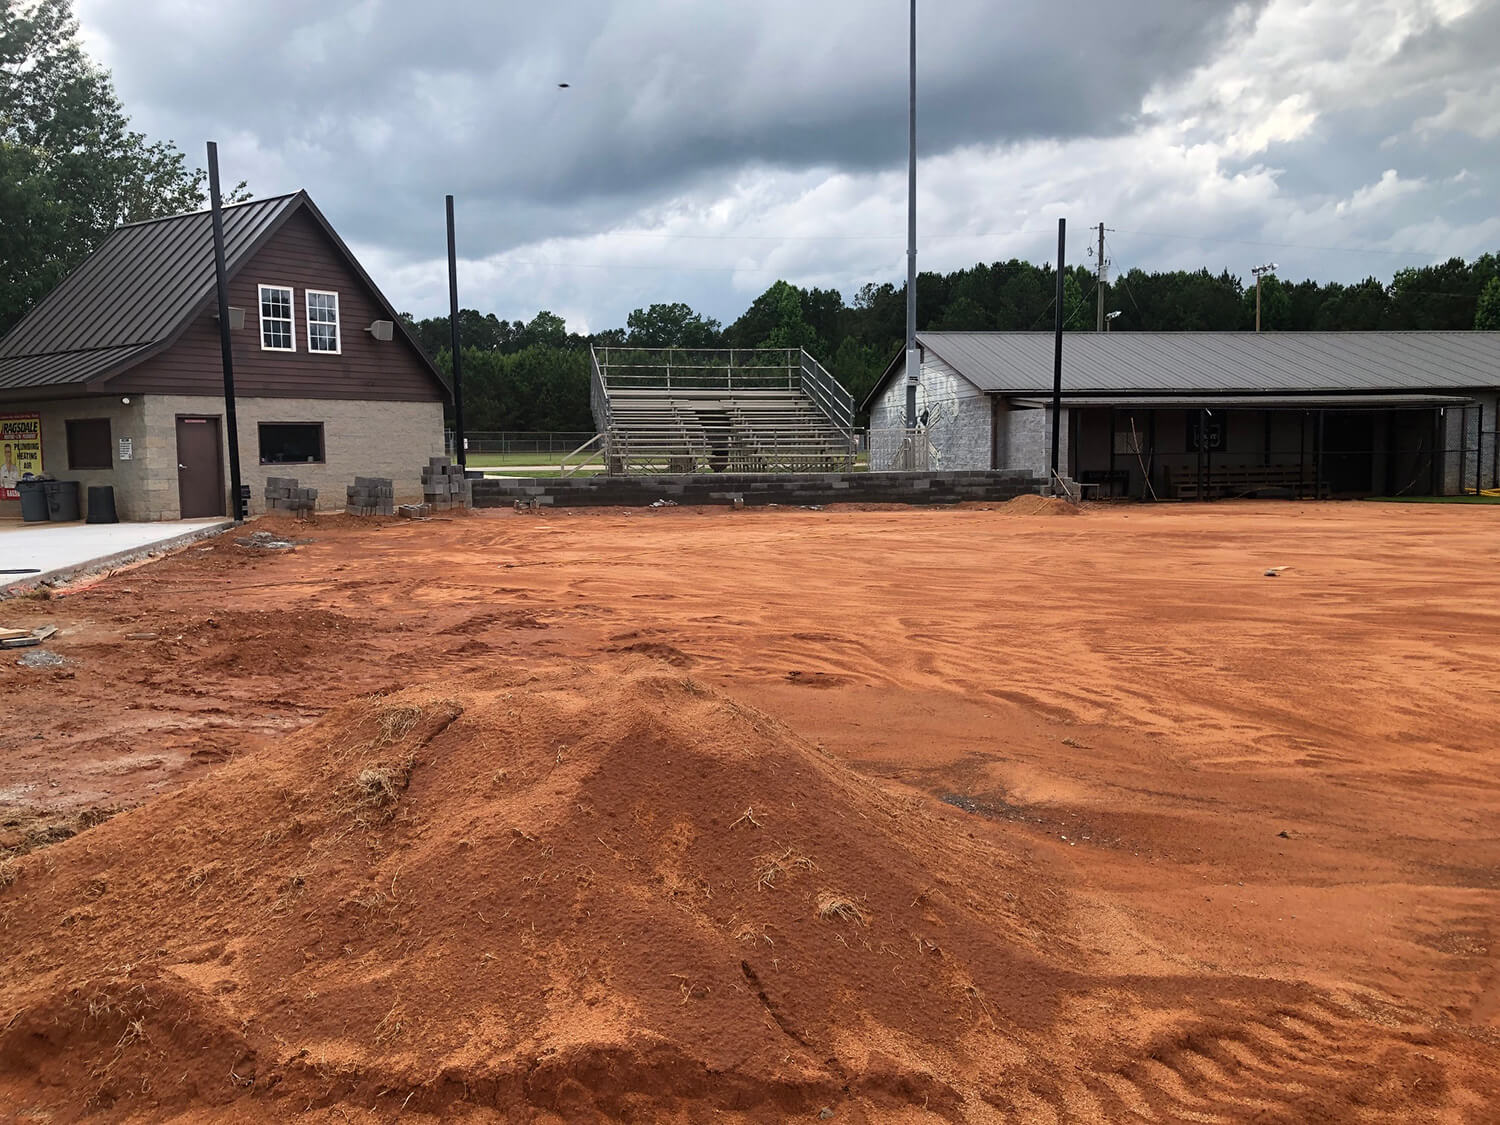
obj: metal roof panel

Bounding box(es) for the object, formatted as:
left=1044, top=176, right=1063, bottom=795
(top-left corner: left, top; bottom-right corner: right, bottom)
left=916, top=331, right=1500, bottom=395
left=0, top=194, right=302, bottom=366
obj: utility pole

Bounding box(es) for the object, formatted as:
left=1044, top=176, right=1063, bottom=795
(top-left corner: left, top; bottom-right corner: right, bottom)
left=1096, top=222, right=1107, bottom=332
left=904, top=0, right=919, bottom=434
left=206, top=142, right=244, bottom=521
left=1252, top=262, right=1277, bottom=333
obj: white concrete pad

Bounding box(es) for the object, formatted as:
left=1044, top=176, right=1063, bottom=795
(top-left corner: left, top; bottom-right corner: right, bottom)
left=0, top=519, right=232, bottom=590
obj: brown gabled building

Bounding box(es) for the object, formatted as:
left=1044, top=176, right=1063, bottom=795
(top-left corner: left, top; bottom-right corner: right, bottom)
left=0, top=191, right=450, bottom=520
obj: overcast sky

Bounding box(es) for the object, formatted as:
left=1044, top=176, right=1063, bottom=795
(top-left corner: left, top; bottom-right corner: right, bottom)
left=76, top=0, right=1500, bottom=334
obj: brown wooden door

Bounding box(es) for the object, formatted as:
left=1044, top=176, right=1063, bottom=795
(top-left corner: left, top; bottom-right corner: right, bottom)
left=175, top=416, right=225, bottom=518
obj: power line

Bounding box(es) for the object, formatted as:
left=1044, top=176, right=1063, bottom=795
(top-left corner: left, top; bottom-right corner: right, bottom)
left=1111, top=226, right=1446, bottom=259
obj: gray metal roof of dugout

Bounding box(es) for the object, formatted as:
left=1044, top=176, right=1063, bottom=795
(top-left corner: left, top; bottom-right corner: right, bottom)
left=0, top=191, right=447, bottom=397
left=862, top=330, right=1500, bottom=408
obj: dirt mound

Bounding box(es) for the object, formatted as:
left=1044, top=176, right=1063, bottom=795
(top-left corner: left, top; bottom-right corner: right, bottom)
left=0, top=661, right=1074, bottom=1121
left=998, top=495, right=1081, bottom=516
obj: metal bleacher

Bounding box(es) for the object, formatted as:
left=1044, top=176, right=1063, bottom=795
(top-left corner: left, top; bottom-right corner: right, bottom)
left=575, top=348, right=856, bottom=475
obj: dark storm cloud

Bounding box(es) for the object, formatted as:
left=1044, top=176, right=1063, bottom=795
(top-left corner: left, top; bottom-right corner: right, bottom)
left=83, top=0, right=1257, bottom=259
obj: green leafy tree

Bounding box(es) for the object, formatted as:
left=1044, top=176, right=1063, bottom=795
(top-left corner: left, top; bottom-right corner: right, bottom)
left=400, top=309, right=516, bottom=358
left=1, top=0, right=248, bottom=333
left=517, top=310, right=568, bottom=350
left=725, top=280, right=825, bottom=353
left=625, top=302, right=721, bottom=347
left=1314, top=278, right=1390, bottom=329
left=1475, top=277, right=1500, bottom=330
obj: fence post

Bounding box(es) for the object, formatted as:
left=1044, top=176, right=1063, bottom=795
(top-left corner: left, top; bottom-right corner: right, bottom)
left=1475, top=403, right=1483, bottom=495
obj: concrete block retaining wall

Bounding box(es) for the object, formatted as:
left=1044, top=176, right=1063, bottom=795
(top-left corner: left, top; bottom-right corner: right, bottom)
left=472, top=470, right=1045, bottom=509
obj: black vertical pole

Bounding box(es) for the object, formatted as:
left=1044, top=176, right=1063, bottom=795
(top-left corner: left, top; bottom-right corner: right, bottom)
left=1385, top=410, right=1397, bottom=495
left=1491, top=400, right=1498, bottom=490
left=1298, top=411, right=1307, bottom=499
left=207, top=142, right=244, bottom=521
left=445, top=195, right=466, bottom=469
left=1108, top=406, right=1117, bottom=495
left=1430, top=410, right=1441, bottom=496
left=904, top=0, right=919, bottom=433
left=1207, top=410, right=1217, bottom=500
left=1458, top=404, right=1469, bottom=495
left=1147, top=411, right=1157, bottom=500
left=1474, top=404, right=1482, bottom=495
left=1050, top=217, right=1065, bottom=483
left=1316, top=409, right=1325, bottom=499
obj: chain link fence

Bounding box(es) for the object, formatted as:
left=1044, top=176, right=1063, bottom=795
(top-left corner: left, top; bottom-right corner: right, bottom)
left=445, top=431, right=596, bottom=457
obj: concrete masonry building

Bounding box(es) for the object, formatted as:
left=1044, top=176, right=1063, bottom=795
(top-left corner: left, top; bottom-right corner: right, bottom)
left=0, top=192, right=449, bottom=521
left=864, top=331, right=1500, bottom=499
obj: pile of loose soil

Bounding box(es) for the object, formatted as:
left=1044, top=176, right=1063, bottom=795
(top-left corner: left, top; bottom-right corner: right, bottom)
left=0, top=661, right=1074, bottom=1121
left=997, top=495, right=1081, bottom=516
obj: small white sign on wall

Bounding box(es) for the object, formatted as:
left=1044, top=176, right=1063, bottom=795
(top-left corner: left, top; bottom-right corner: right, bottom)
left=118, top=436, right=133, bottom=461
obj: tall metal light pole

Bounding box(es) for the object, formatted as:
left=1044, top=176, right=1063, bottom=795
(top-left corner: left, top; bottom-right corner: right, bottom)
left=206, top=141, right=245, bottom=521
left=445, top=195, right=466, bottom=469
left=1050, top=218, right=1066, bottom=482
left=1252, top=262, right=1277, bottom=333
left=904, top=0, right=919, bottom=433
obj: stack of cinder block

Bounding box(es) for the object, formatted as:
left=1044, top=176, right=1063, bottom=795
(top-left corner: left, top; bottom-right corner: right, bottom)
left=346, top=476, right=395, bottom=516
left=422, top=457, right=472, bottom=510
left=265, top=476, right=317, bottom=514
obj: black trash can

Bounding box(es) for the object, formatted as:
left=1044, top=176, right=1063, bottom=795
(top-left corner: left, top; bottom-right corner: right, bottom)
left=17, top=478, right=50, bottom=523
left=43, top=479, right=81, bottom=522
left=86, top=484, right=119, bottom=524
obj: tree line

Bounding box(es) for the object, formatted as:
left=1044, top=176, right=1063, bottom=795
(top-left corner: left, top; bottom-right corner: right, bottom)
left=406, top=256, right=1500, bottom=432
left=1, top=0, right=247, bottom=335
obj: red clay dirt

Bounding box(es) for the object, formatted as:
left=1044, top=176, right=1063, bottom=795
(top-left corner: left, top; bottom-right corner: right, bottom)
left=0, top=501, right=1497, bottom=1122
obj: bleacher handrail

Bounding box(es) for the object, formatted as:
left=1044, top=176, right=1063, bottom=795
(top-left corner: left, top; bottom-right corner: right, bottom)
left=798, top=349, right=856, bottom=440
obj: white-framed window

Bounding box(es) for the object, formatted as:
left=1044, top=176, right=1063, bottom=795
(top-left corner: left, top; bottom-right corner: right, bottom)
left=258, top=284, right=295, bottom=351
left=305, top=289, right=341, bottom=354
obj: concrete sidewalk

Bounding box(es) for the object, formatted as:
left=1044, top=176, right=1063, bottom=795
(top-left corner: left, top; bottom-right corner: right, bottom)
left=0, top=519, right=232, bottom=592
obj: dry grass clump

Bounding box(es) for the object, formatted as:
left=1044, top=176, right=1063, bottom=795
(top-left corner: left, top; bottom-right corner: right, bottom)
left=373, top=1000, right=408, bottom=1044
left=0, top=857, right=19, bottom=890
left=815, top=893, right=868, bottom=925
left=755, top=847, right=817, bottom=891
left=330, top=698, right=462, bottom=827
left=329, top=699, right=460, bottom=769
left=348, top=757, right=416, bottom=825
left=375, top=705, right=426, bottom=746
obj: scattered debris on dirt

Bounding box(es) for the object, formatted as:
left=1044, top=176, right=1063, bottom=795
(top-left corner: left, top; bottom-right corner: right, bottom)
left=14, top=649, right=65, bottom=669
left=0, top=624, right=54, bottom=649
left=1, top=804, right=119, bottom=861
left=648, top=497, right=679, bottom=507
left=234, top=530, right=300, bottom=551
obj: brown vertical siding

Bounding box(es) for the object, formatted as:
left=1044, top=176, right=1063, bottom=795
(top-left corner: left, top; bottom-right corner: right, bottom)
left=112, top=210, right=443, bottom=402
